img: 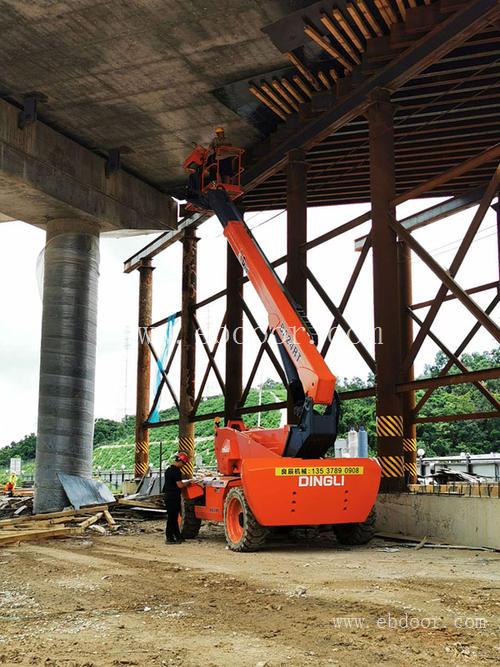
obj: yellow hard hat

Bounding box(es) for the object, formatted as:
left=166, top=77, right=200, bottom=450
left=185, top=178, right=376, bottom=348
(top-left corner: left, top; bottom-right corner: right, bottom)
left=215, top=126, right=224, bottom=134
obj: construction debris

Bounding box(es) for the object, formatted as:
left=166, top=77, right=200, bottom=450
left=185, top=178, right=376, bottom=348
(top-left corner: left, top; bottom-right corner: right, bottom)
left=409, top=482, right=500, bottom=497
left=0, top=494, right=33, bottom=518
left=375, top=532, right=497, bottom=552
left=421, top=468, right=489, bottom=485
left=0, top=502, right=118, bottom=547
left=58, top=472, right=116, bottom=509
left=414, top=535, right=427, bottom=550
left=115, top=494, right=166, bottom=517
left=0, top=488, right=168, bottom=546
left=88, top=524, right=106, bottom=535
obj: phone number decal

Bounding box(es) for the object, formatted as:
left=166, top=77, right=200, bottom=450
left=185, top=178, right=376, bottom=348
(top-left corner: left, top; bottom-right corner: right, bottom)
left=275, top=466, right=364, bottom=476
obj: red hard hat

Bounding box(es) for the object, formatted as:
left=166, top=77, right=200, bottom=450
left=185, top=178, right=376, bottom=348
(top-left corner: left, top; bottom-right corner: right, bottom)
left=175, top=452, right=189, bottom=463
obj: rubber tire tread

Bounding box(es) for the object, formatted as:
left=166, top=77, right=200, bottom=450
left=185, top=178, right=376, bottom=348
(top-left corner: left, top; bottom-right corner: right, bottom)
left=224, top=486, right=268, bottom=552
left=180, top=497, right=202, bottom=539
left=333, top=508, right=376, bottom=545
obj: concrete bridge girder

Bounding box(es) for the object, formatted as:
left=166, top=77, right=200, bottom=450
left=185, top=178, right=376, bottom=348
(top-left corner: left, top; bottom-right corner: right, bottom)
left=0, top=98, right=178, bottom=232
left=0, top=98, right=179, bottom=511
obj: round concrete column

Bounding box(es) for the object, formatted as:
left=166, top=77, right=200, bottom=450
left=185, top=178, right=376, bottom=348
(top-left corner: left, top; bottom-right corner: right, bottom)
left=34, top=219, right=100, bottom=513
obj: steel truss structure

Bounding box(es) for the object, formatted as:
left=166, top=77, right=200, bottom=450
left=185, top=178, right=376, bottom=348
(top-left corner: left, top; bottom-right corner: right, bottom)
left=124, top=0, right=500, bottom=491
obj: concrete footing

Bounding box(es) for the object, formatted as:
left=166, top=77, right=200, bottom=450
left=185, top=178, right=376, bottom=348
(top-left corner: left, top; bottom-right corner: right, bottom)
left=34, top=219, right=100, bottom=513
left=376, top=493, right=500, bottom=550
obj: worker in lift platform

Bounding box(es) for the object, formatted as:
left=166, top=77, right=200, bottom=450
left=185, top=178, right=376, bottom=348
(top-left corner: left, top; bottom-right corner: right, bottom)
left=208, top=126, right=229, bottom=153
left=162, top=452, right=192, bottom=544
left=208, top=126, right=233, bottom=183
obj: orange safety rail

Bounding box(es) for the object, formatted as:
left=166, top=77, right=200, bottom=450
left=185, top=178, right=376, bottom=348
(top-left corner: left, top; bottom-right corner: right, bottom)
left=201, top=145, right=244, bottom=200
left=183, top=145, right=207, bottom=172
left=224, top=219, right=336, bottom=405
left=241, top=457, right=381, bottom=526
left=183, top=144, right=244, bottom=210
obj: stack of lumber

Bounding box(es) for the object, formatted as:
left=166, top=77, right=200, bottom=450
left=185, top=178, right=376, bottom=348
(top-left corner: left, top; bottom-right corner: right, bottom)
left=116, top=494, right=165, bottom=509
left=0, top=505, right=117, bottom=546
left=11, top=488, right=34, bottom=497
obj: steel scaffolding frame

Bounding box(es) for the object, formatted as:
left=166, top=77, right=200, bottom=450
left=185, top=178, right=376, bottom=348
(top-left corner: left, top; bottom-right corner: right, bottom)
left=124, top=0, right=500, bottom=487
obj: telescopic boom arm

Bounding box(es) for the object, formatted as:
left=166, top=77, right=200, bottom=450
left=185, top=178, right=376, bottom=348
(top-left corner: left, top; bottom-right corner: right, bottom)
left=204, top=190, right=337, bottom=407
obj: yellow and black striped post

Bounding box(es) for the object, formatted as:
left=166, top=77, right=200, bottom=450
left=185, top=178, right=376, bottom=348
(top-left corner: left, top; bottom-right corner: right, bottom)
left=178, top=227, right=197, bottom=480
left=178, top=435, right=194, bottom=479
left=135, top=439, right=149, bottom=479
left=403, top=437, right=417, bottom=483
left=369, top=92, right=405, bottom=493
left=376, top=415, right=405, bottom=491
left=398, top=239, right=417, bottom=487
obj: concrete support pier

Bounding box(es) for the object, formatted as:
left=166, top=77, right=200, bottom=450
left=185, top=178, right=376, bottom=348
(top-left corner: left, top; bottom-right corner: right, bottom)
left=34, top=219, right=100, bottom=513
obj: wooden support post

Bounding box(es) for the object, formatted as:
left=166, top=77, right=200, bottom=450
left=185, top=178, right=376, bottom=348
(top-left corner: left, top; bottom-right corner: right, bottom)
left=179, top=227, right=197, bottom=478
left=135, top=259, right=154, bottom=479
left=368, top=89, right=404, bottom=492
left=398, top=241, right=417, bottom=485
left=225, top=244, right=243, bottom=423
left=286, top=148, right=308, bottom=424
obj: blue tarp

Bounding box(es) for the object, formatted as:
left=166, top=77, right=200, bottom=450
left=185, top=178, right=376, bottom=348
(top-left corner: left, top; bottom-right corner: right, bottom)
left=150, top=314, right=176, bottom=423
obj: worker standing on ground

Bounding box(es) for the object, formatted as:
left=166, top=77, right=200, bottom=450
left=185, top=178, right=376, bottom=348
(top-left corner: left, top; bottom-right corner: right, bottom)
left=4, top=473, right=17, bottom=497
left=162, top=452, right=191, bottom=544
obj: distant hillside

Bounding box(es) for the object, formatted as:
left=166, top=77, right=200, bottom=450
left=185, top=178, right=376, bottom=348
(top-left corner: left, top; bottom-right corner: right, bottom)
left=91, top=385, right=287, bottom=470
left=1, top=348, right=498, bottom=481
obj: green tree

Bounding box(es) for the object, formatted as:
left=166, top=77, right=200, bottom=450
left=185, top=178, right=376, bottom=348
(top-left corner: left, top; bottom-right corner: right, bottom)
left=2, top=348, right=498, bottom=467
left=0, top=433, right=36, bottom=467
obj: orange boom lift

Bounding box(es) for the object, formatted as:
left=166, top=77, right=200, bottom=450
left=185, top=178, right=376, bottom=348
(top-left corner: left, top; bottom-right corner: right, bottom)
left=180, top=144, right=381, bottom=551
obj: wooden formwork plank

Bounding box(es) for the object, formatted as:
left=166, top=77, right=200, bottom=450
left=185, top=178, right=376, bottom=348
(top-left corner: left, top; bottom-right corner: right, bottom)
left=78, top=512, right=103, bottom=530
left=0, top=505, right=108, bottom=528
left=0, top=526, right=83, bottom=546
left=0, top=516, right=73, bottom=531
left=103, top=509, right=117, bottom=527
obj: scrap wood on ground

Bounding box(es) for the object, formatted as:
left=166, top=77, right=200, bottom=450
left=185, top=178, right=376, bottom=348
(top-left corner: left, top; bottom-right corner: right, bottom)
left=0, top=500, right=118, bottom=546
left=0, top=491, right=167, bottom=546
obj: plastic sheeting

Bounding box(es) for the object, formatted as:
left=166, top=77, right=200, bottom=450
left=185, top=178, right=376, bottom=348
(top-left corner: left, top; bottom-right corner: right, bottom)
left=36, top=247, right=44, bottom=299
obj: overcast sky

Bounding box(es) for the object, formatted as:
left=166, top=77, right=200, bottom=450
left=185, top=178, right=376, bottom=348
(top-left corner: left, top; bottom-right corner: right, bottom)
left=0, top=198, right=497, bottom=448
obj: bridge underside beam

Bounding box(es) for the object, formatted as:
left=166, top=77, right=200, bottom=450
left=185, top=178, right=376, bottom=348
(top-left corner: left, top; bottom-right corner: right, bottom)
left=123, top=0, right=498, bottom=271
left=242, top=0, right=499, bottom=190
left=0, top=98, right=177, bottom=232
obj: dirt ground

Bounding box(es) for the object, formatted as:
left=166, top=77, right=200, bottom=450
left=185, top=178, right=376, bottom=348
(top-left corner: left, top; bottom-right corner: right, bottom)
left=0, top=521, right=499, bottom=667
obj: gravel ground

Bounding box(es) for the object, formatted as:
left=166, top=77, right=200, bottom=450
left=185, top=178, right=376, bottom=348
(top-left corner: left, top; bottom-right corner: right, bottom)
left=0, top=521, right=499, bottom=666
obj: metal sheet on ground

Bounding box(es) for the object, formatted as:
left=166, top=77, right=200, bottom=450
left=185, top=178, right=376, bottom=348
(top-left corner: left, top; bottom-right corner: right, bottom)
left=57, top=473, right=115, bottom=510
left=136, top=474, right=163, bottom=497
